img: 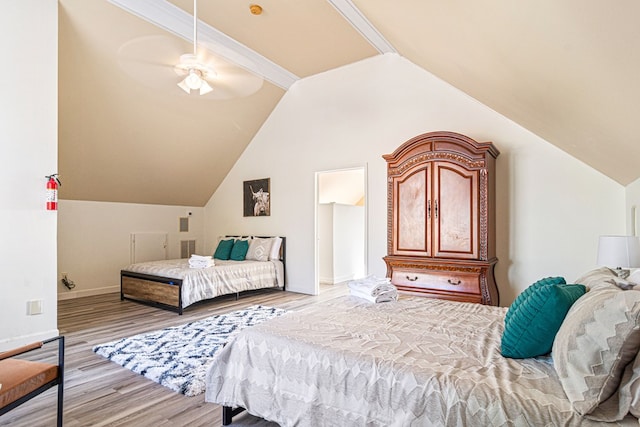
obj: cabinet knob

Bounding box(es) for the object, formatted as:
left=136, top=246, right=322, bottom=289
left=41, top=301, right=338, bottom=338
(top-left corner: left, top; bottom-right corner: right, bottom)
left=448, top=279, right=461, bottom=285
left=406, top=275, right=418, bottom=282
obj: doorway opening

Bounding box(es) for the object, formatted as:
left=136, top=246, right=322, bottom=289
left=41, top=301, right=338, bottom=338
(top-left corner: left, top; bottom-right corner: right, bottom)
left=314, top=166, right=367, bottom=294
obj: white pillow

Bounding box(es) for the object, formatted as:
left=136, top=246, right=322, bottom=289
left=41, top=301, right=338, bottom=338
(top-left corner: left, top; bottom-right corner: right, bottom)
left=552, top=286, right=640, bottom=418
left=217, top=235, right=250, bottom=243
left=269, top=237, right=283, bottom=260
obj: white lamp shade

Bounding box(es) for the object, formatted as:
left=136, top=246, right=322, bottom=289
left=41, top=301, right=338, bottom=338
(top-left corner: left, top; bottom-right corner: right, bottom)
left=199, top=80, right=213, bottom=95
left=177, top=68, right=213, bottom=95
left=177, top=78, right=191, bottom=94
left=597, top=235, right=640, bottom=268
left=185, top=69, right=203, bottom=89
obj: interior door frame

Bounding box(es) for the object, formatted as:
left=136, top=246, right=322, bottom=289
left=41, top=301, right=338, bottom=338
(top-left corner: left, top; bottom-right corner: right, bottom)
left=314, top=164, right=368, bottom=295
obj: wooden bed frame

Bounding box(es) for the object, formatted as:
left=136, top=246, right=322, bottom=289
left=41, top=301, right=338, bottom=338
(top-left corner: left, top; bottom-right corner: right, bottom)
left=121, top=236, right=286, bottom=315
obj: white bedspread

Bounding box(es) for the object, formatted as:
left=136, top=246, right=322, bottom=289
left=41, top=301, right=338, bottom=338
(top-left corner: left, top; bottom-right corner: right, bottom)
left=205, top=296, right=638, bottom=426
left=122, top=259, right=283, bottom=308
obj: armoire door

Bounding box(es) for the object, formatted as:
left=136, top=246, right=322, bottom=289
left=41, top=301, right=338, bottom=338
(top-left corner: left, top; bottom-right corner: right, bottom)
left=432, top=162, right=479, bottom=259
left=393, top=164, right=432, bottom=257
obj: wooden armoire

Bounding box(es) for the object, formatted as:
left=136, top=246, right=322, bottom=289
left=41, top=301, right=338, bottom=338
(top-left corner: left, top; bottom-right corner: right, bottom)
left=383, top=131, right=499, bottom=305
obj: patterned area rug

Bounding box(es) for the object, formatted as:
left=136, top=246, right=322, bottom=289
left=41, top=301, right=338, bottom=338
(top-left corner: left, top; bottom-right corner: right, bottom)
left=92, top=305, right=286, bottom=396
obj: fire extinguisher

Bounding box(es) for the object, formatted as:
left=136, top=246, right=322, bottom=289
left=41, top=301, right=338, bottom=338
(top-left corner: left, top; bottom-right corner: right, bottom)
left=45, top=174, right=61, bottom=211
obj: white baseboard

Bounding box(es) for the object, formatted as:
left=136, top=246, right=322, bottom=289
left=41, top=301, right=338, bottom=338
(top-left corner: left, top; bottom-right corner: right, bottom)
left=0, top=328, right=60, bottom=352
left=284, top=284, right=315, bottom=295
left=58, top=285, right=119, bottom=300
left=319, top=274, right=354, bottom=285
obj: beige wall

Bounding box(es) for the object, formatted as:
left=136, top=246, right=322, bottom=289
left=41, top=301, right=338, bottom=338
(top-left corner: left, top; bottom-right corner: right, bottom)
left=57, top=200, right=204, bottom=299
left=204, top=53, right=625, bottom=305
left=0, top=0, right=59, bottom=350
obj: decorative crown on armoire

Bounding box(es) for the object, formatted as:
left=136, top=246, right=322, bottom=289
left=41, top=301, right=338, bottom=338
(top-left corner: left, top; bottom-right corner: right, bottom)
left=383, top=131, right=499, bottom=305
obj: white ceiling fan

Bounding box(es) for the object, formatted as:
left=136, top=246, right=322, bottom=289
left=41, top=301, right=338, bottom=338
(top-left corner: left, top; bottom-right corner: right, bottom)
left=174, top=0, right=214, bottom=95
left=115, top=0, right=266, bottom=100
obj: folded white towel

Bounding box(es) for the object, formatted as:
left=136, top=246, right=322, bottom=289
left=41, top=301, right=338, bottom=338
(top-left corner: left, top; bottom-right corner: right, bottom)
left=348, top=275, right=398, bottom=303
left=190, top=254, right=213, bottom=261
left=350, top=287, right=398, bottom=303
left=348, top=275, right=396, bottom=297
left=188, top=255, right=214, bottom=269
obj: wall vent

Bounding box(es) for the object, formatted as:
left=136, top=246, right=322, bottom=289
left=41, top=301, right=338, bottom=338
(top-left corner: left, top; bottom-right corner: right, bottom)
left=179, top=217, right=189, bottom=232
left=180, top=240, right=196, bottom=258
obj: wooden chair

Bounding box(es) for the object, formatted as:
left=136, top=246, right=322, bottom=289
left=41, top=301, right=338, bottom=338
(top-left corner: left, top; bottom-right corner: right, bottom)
left=0, top=336, right=64, bottom=427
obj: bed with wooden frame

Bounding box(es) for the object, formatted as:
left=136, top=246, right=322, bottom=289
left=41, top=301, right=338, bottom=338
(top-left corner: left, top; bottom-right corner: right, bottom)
left=120, top=236, right=285, bottom=315
left=207, top=267, right=640, bottom=426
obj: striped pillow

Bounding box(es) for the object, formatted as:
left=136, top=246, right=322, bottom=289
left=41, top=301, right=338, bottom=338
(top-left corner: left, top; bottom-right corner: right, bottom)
left=552, top=286, right=640, bottom=418
left=574, top=266, right=618, bottom=291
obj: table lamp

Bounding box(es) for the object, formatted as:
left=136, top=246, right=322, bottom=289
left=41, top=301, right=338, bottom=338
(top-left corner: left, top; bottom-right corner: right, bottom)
left=597, top=235, right=640, bottom=278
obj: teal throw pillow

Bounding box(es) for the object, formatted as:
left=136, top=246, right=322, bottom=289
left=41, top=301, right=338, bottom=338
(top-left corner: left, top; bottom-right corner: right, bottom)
left=229, top=239, right=249, bottom=261
left=213, top=239, right=234, bottom=260
left=501, top=283, right=586, bottom=359
left=504, top=276, right=566, bottom=325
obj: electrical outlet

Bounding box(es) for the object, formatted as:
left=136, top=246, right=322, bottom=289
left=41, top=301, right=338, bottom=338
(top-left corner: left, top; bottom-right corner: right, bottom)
left=27, top=300, right=43, bottom=315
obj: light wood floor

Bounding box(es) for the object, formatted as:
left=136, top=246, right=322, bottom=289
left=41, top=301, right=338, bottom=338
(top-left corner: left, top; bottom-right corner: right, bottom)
left=1, top=284, right=348, bottom=427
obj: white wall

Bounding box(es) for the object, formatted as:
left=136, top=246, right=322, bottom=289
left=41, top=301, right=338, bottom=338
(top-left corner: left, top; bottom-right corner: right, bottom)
left=626, top=178, right=640, bottom=236
left=332, top=203, right=365, bottom=282
left=319, top=203, right=365, bottom=284
left=57, top=200, right=204, bottom=299
left=318, top=203, right=334, bottom=283
left=0, top=0, right=59, bottom=351
left=204, top=53, right=625, bottom=305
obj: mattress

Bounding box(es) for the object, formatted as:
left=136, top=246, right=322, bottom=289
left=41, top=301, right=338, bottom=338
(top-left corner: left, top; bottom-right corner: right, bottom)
left=205, top=296, right=637, bottom=426
left=122, top=259, right=284, bottom=308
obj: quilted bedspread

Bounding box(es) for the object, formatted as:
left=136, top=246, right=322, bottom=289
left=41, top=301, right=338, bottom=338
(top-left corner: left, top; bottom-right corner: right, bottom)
left=205, top=296, right=638, bottom=426
left=122, top=259, right=283, bottom=308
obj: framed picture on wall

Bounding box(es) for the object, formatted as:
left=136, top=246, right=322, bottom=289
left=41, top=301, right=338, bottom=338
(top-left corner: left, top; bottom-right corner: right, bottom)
left=243, top=178, right=270, bottom=217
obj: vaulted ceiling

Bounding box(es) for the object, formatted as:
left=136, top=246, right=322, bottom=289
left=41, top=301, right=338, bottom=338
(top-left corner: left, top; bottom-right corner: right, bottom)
left=58, top=0, right=640, bottom=206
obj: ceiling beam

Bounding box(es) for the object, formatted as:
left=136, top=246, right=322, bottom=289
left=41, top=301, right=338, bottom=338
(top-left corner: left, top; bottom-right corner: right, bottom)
left=326, top=0, right=396, bottom=54
left=108, top=0, right=299, bottom=89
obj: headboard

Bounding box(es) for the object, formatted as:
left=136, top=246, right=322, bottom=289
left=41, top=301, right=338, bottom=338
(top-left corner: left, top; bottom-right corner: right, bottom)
left=225, top=235, right=286, bottom=266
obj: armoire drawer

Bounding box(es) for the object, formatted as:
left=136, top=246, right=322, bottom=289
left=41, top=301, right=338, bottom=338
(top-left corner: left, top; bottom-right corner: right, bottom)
left=391, top=269, right=481, bottom=295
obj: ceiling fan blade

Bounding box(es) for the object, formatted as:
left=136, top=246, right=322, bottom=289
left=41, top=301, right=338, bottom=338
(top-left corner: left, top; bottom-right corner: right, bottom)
left=118, top=35, right=187, bottom=67
left=203, top=74, right=263, bottom=100
left=117, top=34, right=263, bottom=99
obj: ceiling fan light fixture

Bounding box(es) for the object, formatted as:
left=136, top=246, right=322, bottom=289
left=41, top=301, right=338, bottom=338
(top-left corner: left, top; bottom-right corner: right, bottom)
left=185, top=68, right=204, bottom=89
left=199, top=80, right=213, bottom=95
left=177, top=78, right=190, bottom=94
left=177, top=67, right=216, bottom=94
left=177, top=69, right=202, bottom=93
left=175, top=0, right=215, bottom=96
